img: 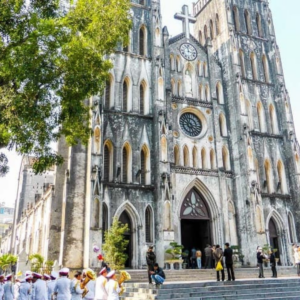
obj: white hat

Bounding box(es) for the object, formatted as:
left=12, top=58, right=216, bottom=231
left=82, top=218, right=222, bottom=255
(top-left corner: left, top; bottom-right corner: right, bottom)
left=51, top=271, right=58, bottom=279
left=32, top=272, right=42, bottom=279
left=25, top=275, right=32, bottom=281
left=59, top=268, right=69, bottom=275
left=106, top=270, right=115, bottom=279
left=43, top=274, right=50, bottom=280
left=99, top=267, right=107, bottom=275
left=25, top=271, right=32, bottom=276
left=6, top=274, right=12, bottom=280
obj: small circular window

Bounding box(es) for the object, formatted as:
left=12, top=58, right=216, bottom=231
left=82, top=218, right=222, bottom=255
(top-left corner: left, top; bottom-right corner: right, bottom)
left=179, top=112, right=202, bottom=137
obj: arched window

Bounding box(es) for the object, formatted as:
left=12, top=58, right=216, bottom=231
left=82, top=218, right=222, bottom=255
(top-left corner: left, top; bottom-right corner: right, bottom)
left=216, top=14, right=220, bottom=35
left=247, top=146, right=255, bottom=169
left=176, top=56, right=181, bottom=72
left=244, top=10, right=252, bottom=35
left=277, top=160, right=288, bottom=194
left=210, top=149, right=216, bottom=169
left=170, top=55, right=175, bottom=71
left=256, top=13, right=263, bottom=37
left=219, top=113, right=228, bottom=137
left=171, top=80, right=175, bottom=96
left=161, top=136, right=168, bottom=162
left=192, top=146, right=198, bottom=168
left=269, top=104, right=278, bottom=134
left=264, top=159, right=274, bottom=193
left=158, top=77, right=164, bottom=100
left=122, top=143, right=132, bottom=183
left=201, top=148, right=207, bottom=169
left=139, top=26, right=146, bottom=56
left=199, top=30, right=203, bottom=45
left=239, top=49, right=246, bottom=77
left=276, top=57, right=282, bottom=75
left=178, top=81, right=182, bottom=97
left=94, top=127, right=101, bottom=154
left=204, top=25, right=208, bottom=40
left=183, top=145, right=190, bottom=167
left=197, top=61, right=202, bottom=77
left=250, top=51, right=258, bottom=80
left=222, top=146, right=231, bottom=171
left=104, top=140, right=114, bottom=182
left=93, top=198, right=100, bottom=228
left=216, top=82, right=224, bottom=104
left=233, top=6, right=240, bottom=31
left=203, top=62, right=207, bottom=77
left=174, top=145, right=180, bottom=166
left=145, top=206, right=153, bottom=243
left=140, top=82, right=145, bottom=115
left=257, top=102, right=266, bottom=132
left=210, top=19, right=214, bottom=39
left=123, top=80, right=128, bottom=112
left=105, top=77, right=112, bottom=109
left=262, top=55, right=270, bottom=83
left=141, top=144, right=150, bottom=185
left=198, top=85, right=203, bottom=100
left=102, top=203, right=108, bottom=241
left=205, top=85, right=210, bottom=102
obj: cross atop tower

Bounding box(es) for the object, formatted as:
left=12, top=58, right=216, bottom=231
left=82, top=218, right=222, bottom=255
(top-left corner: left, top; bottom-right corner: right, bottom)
left=174, top=5, right=196, bottom=39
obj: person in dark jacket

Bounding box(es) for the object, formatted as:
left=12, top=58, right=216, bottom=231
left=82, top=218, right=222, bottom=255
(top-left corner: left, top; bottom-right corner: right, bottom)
left=204, top=245, right=212, bottom=269
left=257, top=246, right=265, bottom=278
left=150, top=263, right=166, bottom=287
left=269, top=250, right=277, bottom=278
left=146, top=246, right=156, bottom=284
left=224, top=243, right=235, bottom=281
left=213, top=245, right=225, bottom=281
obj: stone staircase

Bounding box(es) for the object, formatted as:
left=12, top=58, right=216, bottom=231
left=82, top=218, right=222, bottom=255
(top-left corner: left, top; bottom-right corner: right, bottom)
left=120, top=278, right=300, bottom=300
left=126, top=267, right=298, bottom=283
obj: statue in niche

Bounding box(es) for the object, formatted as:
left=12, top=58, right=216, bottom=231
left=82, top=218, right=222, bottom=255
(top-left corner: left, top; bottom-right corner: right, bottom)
left=185, top=69, right=193, bottom=97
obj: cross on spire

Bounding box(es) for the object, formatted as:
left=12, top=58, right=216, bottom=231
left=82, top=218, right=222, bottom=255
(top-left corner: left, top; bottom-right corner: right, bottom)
left=174, top=5, right=196, bottom=39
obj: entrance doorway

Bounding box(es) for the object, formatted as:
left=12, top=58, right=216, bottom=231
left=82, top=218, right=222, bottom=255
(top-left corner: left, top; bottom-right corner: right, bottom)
left=180, top=188, right=212, bottom=268
left=269, top=218, right=280, bottom=263
left=119, top=211, right=133, bottom=268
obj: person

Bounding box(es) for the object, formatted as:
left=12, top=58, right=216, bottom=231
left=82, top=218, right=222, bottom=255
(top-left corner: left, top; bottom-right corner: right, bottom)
left=95, top=268, right=108, bottom=300
left=14, top=278, right=20, bottom=300
left=196, top=249, right=202, bottom=269
left=18, top=275, right=32, bottom=300
left=32, top=272, right=47, bottom=300
left=106, top=271, right=121, bottom=300
left=47, top=271, right=58, bottom=300
left=150, top=263, right=166, bottom=287
left=70, top=271, right=85, bottom=300
left=3, top=274, right=14, bottom=300
left=204, top=245, right=212, bottom=269
left=82, top=269, right=96, bottom=300
left=54, top=268, right=71, bottom=300
left=213, top=245, right=225, bottom=282
left=257, top=246, right=265, bottom=278
left=146, top=246, right=156, bottom=284
left=191, top=247, right=197, bottom=269
left=269, top=249, right=277, bottom=278
left=211, top=245, right=216, bottom=268
left=0, top=275, right=5, bottom=300
left=224, top=243, right=235, bottom=281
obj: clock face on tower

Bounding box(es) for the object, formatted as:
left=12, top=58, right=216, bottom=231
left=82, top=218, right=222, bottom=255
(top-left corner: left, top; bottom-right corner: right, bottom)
left=180, top=43, right=197, bottom=61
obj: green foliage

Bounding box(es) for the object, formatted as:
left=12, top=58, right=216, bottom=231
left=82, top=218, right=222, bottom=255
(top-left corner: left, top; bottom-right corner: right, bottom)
left=102, top=218, right=129, bottom=271
left=0, top=254, right=18, bottom=272
left=165, top=242, right=183, bottom=260
left=29, top=253, right=45, bottom=273
left=44, top=260, right=54, bottom=274
left=0, top=0, right=131, bottom=175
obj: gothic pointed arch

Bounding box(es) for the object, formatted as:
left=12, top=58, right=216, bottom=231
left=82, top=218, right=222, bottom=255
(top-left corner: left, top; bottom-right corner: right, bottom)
left=123, top=77, right=131, bottom=112
left=139, top=25, right=147, bottom=56
left=233, top=6, right=240, bottom=31
left=171, top=79, right=176, bottom=96
left=247, top=146, right=255, bottom=169
left=210, top=149, right=216, bottom=169
left=256, top=13, right=263, bottom=37
left=102, top=202, right=108, bottom=241
left=201, top=147, right=207, bottom=169
left=155, top=27, right=161, bottom=47
left=145, top=205, right=154, bottom=243
left=262, top=54, right=270, bottom=83
left=257, top=101, right=266, bottom=132
left=122, top=142, right=132, bottom=184
left=104, top=140, right=114, bottom=182
left=141, top=144, right=150, bottom=185
left=216, top=82, right=224, bottom=104
left=139, top=80, right=149, bottom=115
left=178, top=81, right=183, bottom=97
left=269, top=104, right=278, bottom=134
left=198, top=84, right=203, bottom=100
left=244, top=9, right=252, bottom=35
left=264, top=159, right=274, bottom=193
left=250, top=51, right=258, bottom=80
left=176, top=56, right=181, bottom=72
left=219, top=113, right=228, bottom=137
left=216, top=14, right=220, bottom=35
left=277, top=160, right=288, bottom=194
left=192, top=146, right=198, bottom=168
left=204, top=24, right=208, bottom=40
left=105, top=74, right=114, bottom=109
left=161, top=136, right=168, bottom=162
left=93, top=126, right=101, bottom=154
left=158, top=77, right=164, bottom=100
left=209, top=19, right=214, bottom=39
left=170, top=54, right=175, bottom=71
left=222, top=146, right=231, bottom=171
left=174, top=145, right=180, bottom=166
left=203, top=62, right=207, bottom=77
left=239, top=49, right=246, bottom=77
left=205, top=84, right=210, bottom=102
left=183, top=145, right=190, bottom=167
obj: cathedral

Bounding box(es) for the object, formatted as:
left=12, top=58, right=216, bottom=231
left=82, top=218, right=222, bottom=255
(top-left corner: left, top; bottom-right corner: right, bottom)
left=5, top=0, right=300, bottom=270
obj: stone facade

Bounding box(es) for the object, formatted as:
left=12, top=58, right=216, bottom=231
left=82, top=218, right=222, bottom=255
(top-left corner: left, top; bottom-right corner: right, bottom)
left=5, top=0, right=300, bottom=269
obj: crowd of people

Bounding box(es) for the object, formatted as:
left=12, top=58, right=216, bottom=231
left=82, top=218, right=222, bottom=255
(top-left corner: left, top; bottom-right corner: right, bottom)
left=0, top=266, right=123, bottom=300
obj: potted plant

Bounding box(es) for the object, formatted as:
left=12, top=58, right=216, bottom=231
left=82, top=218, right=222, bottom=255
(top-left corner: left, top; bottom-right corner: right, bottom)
left=165, top=242, right=184, bottom=269
left=262, top=244, right=271, bottom=267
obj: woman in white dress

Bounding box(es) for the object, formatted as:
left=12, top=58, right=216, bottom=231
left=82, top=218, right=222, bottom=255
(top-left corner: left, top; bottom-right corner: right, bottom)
left=105, top=271, right=121, bottom=300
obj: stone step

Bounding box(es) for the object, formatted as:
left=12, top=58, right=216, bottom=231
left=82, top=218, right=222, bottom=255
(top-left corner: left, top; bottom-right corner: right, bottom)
left=120, top=278, right=300, bottom=300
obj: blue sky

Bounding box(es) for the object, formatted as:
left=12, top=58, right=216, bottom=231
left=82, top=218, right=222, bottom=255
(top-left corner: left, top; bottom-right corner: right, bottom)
left=0, top=0, right=299, bottom=207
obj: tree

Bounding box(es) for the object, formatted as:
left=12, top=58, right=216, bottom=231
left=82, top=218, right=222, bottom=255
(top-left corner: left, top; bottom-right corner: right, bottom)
left=0, top=254, right=18, bottom=274
left=102, top=218, right=129, bottom=271
left=29, top=253, right=44, bottom=273
left=0, top=0, right=131, bottom=175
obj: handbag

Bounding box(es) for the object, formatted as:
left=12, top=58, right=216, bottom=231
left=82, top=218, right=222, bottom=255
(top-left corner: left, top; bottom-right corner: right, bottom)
left=216, top=260, right=223, bottom=271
